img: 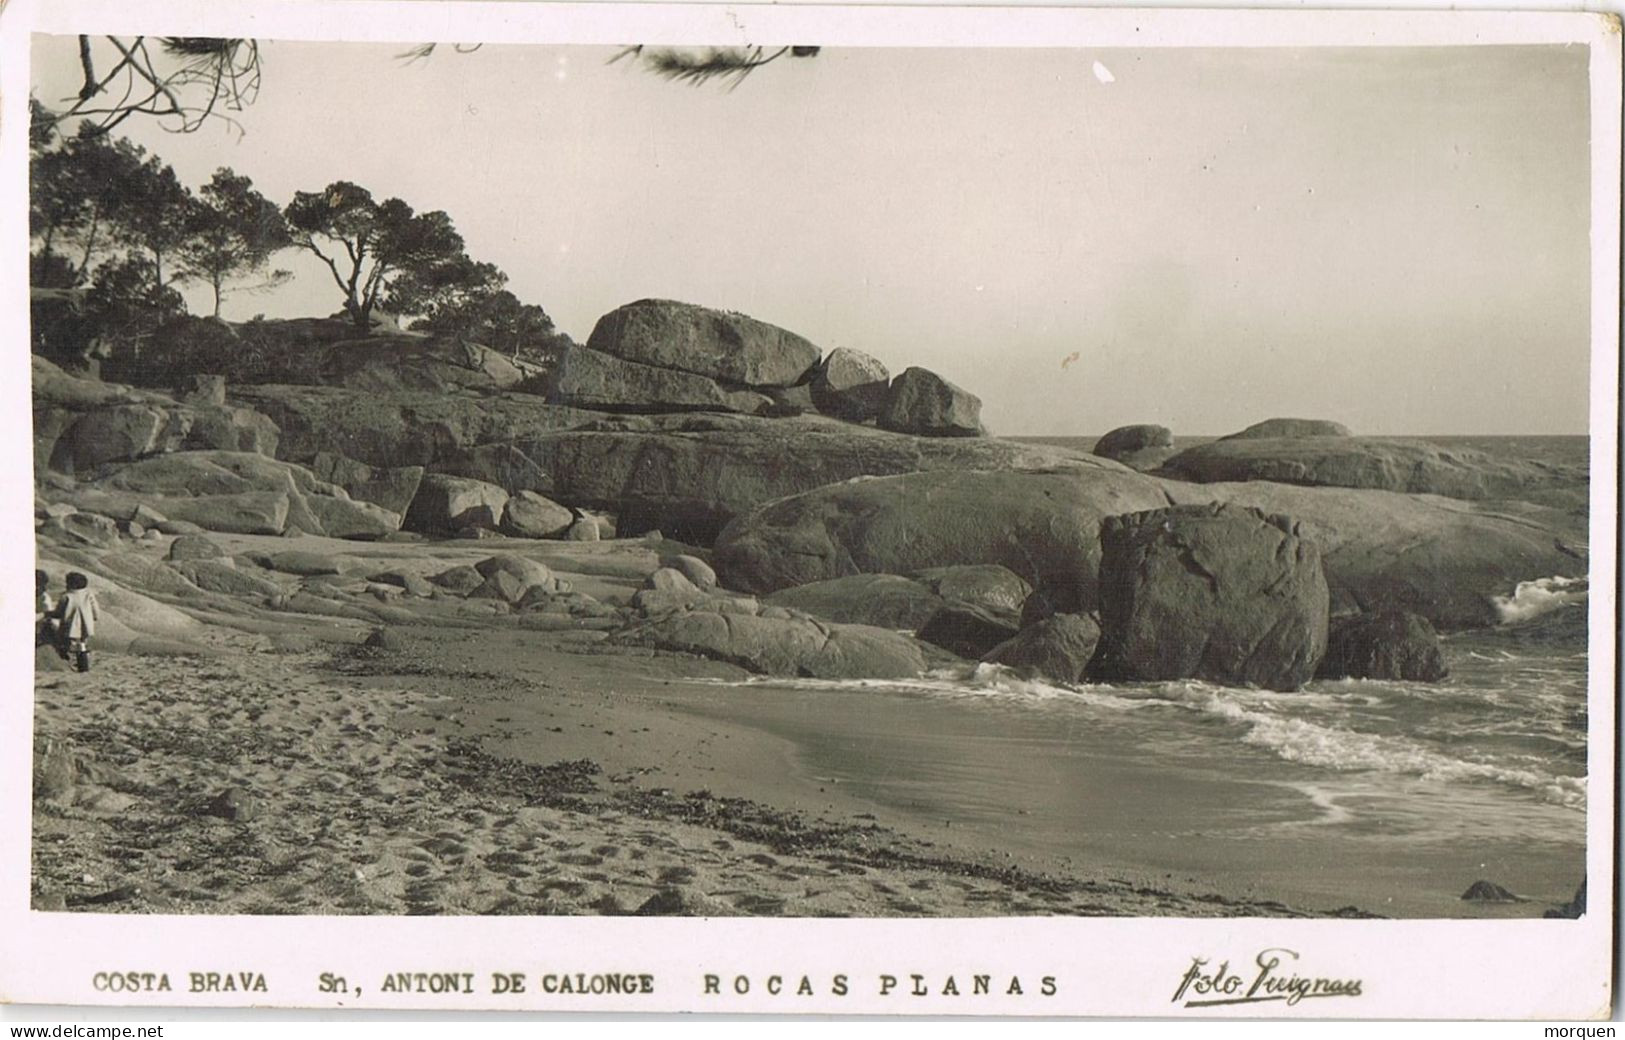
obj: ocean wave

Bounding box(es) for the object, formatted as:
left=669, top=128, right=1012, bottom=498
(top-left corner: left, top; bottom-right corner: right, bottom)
left=1494, top=575, right=1589, bottom=624
left=1164, top=684, right=1587, bottom=809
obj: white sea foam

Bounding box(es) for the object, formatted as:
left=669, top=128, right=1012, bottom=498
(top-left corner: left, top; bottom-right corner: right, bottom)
left=1493, top=575, right=1589, bottom=624
left=1165, top=684, right=1587, bottom=809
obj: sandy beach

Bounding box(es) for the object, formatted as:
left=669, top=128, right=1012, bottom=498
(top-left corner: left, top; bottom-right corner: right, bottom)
left=32, top=531, right=1582, bottom=920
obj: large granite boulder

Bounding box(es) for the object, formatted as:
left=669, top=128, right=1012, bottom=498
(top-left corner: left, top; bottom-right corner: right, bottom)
left=548, top=344, right=770, bottom=415
left=1316, top=610, right=1449, bottom=682
left=810, top=347, right=890, bottom=422
left=1159, top=479, right=1586, bottom=630
left=619, top=609, right=928, bottom=679
left=586, top=299, right=821, bottom=388
left=1156, top=436, right=1584, bottom=509
left=1093, top=424, right=1176, bottom=471
left=1223, top=418, right=1352, bottom=440
left=714, top=464, right=1169, bottom=608
left=310, top=452, right=425, bottom=517
left=1091, top=503, right=1330, bottom=691
left=181, top=404, right=280, bottom=457
left=877, top=367, right=983, bottom=437
left=438, top=412, right=1094, bottom=545
left=983, top=613, right=1101, bottom=684
left=403, top=474, right=510, bottom=535
left=502, top=490, right=574, bottom=539
left=50, top=404, right=182, bottom=473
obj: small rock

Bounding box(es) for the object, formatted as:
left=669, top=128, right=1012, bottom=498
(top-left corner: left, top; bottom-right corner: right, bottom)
left=1460, top=880, right=1521, bottom=903
left=664, top=554, right=717, bottom=591
left=565, top=517, right=601, bottom=542
left=167, top=533, right=226, bottom=562
left=203, top=787, right=259, bottom=822
left=156, top=519, right=206, bottom=535
left=363, top=627, right=407, bottom=652
left=646, top=567, right=700, bottom=595
left=429, top=565, right=485, bottom=595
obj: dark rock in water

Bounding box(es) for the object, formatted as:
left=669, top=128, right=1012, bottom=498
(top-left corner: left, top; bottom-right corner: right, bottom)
left=1092, top=503, right=1329, bottom=691
left=811, top=346, right=890, bottom=422
left=715, top=465, right=1169, bottom=607
left=764, top=574, right=946, bottom=629
left=363, top=627, right=407, bottom=652
left=983, top=613, right=1101, bottom=684
left=1094, top=424, right=1173, bottom=459
left=1223, top=417, right=1352, bottom=440
left=1544, top=879, right=1586, bottom=919
left=916, top=604, right=1021, bottom=660
left=1317, top=611, right=1448, bottom=682
left=1156, top=436, right=1584, bottom=508
left=912, top=565, right=1032, bottom=615
left=1157, top=478, right=1586, bottom=631
left=1460, top=879, right=1522, bottom=903
left=404, top=473, right=509, bottom=535
left=167, top=533, right=225, bottom=562
left=429, top=565, right=485, bottom=595
left=877, top=367, right=983, bottom=437
left=203, top=787, right=259, bottom=822
left=502, top=490, right=574, bottom=539
left=587, top=299, right=822, bottom=388
left=549, top=343, right=771, bottom=415
left=621, top=610, right=928, bottom=679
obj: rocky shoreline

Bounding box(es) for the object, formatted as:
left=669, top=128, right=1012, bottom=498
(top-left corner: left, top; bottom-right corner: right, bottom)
left=31, top=297, right=1591, bottom=915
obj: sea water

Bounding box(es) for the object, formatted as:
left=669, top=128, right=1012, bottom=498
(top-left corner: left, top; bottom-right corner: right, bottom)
left=683, top=436, right=1593, bottom=916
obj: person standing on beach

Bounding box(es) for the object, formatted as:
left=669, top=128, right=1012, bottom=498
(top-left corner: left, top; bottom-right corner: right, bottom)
left=35, top=570, right=59, bottom=651
left=55, top=572, right=99, bottom=673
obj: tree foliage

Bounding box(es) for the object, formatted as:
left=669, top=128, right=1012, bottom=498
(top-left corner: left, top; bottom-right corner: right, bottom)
left=178, top=169, right=293, bottom=317
left=284, top=183, right=475, bottom=328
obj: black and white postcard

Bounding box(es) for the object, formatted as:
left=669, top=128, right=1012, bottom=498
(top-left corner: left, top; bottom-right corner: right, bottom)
left=0, top=0, right=1618, bottom=1019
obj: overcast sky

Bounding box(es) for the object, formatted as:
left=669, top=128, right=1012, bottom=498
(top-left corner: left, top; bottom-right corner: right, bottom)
left=32, top=38, right=1593, bottom=435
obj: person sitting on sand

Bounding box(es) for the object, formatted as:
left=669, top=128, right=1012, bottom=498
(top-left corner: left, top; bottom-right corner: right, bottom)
left=54, top=571, right=99, bottom=674
left=35, top=570, right=59, bottom=651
